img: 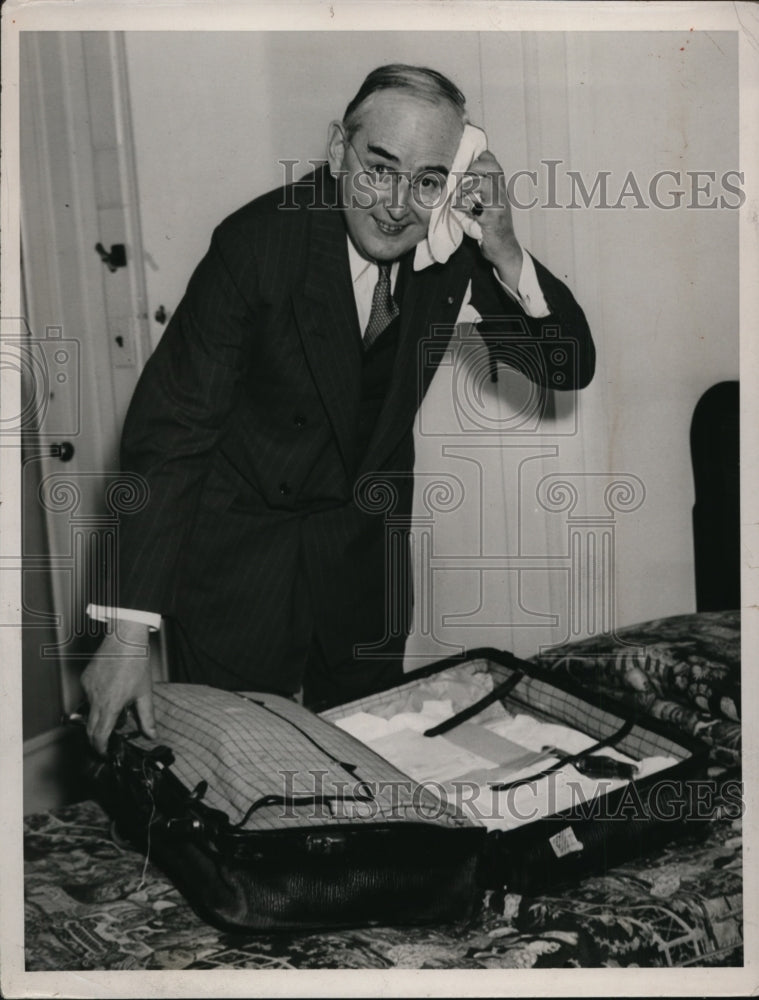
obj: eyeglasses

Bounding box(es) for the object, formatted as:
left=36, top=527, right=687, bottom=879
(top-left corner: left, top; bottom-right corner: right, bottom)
left=343, top=135, right=449, bottom=210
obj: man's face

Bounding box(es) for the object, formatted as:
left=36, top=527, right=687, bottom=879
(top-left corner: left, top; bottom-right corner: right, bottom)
left=327, top=89, right=464, bottom=262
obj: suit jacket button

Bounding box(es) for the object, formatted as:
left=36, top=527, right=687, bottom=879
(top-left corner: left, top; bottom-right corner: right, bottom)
left=279, top=482, right=291, bottom=496
left=293, top=414, right=306, bottom=428
left=446, top=295, right=455, bottom=305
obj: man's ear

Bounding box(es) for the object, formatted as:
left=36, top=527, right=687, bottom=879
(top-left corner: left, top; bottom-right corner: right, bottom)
left=326, top=120, right=348, bottom=177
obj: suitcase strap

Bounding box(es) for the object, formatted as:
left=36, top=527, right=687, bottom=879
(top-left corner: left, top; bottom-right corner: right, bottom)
left=233, top=791, right=374, bottom=829
left=418, top=667, right=635, bottom=793
left=422, top=669, right=526, bottom=738
left=232, top=693, right=378, bottom=824
left=235, top=694, right=374, bottom=786
left=490, top=718, right=634, bottom=792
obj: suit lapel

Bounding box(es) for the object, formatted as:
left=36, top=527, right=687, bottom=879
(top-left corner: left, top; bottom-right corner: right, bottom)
left=292, top=190, right=363, bottom=474
left=359, top=248, right=473, bottom=474
left=291, top=166, right=478, bottom=478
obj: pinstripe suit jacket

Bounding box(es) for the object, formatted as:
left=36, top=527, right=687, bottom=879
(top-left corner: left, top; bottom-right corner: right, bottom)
left=116, top=166, right=594, bottom=694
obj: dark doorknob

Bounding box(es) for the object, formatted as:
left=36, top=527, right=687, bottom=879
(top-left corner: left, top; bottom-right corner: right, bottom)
left=94, top=242, right=127, bottom=272
left=51, top=442, right=75, bottom=462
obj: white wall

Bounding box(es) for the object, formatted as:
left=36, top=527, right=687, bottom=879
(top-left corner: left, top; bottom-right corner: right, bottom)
left=559, top=32, right=739, bottom=628
left=123, top=31, right=739, bottom=662
left=125, top=32, right=485, bottom=342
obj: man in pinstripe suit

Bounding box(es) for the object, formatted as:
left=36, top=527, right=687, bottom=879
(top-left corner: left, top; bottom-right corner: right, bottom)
left=82, top=65, right=595, bottom=754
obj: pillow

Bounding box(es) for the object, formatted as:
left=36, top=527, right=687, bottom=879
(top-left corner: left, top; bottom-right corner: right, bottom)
left=531, top=610, right=740, bottom=766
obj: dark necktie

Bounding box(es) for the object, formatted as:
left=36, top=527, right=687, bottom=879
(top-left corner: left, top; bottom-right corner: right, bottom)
left=363, top=262, right=399, bottom=350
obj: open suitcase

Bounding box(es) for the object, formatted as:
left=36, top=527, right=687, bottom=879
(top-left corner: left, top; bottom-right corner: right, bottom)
left=93, top=649, right=711, bottom=932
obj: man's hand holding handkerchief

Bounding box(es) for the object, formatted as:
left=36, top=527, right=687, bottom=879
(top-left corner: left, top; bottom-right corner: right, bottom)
left=415, top=123, right=524, bottom=293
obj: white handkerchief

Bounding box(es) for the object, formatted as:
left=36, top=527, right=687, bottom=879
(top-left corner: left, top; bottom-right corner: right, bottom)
left=414, top=123, right=488, bottom=270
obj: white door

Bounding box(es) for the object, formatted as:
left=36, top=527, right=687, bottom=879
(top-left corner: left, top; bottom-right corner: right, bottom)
left=20, top=31, right=154, bottom=714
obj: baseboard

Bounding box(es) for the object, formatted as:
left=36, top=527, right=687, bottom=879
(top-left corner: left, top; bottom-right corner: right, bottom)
left=23, top=724, right=90, bottom=815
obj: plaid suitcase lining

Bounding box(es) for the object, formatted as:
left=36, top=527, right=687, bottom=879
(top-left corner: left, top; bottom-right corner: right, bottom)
left=132, top=685, right=471, bottom=832
left=324, top=659, right=690, bottom=762
left=320, top=662, right=498, bottom=722
left=486, top=664, right=689, bottom=761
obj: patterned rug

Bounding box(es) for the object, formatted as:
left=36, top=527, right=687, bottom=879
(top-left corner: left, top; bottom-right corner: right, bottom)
left=24, top=797, right=742, bottom=970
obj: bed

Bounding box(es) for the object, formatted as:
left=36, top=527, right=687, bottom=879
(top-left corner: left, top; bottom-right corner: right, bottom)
left=23, top=383, right=742, bottom=970
left=23, top=606, right=743, bottom=971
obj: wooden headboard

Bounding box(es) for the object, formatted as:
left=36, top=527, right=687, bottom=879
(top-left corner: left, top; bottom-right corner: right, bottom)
left=691, top=380, right=740, bottom=611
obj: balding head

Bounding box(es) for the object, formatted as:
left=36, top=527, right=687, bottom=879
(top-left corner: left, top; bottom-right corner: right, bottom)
left=343, top=64, right=468, bottom=140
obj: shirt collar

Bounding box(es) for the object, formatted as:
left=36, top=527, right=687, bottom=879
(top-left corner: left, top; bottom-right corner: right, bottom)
left=346, top=236, right=376, bottom=285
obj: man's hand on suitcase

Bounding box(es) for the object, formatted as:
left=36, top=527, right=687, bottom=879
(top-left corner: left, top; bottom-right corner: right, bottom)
left=80, top=619, right=157, bottom=755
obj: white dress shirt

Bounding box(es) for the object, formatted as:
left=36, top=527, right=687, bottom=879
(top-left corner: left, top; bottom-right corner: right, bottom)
left=89, top=237, right=549, bottom=632
left=348, top=237, right=549, bottom=336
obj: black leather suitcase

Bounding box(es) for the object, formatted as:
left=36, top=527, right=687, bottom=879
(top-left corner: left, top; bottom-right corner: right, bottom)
left=92, top=649, right=710, bottom=932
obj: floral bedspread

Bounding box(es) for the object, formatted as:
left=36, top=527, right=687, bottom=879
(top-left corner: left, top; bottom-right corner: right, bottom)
left=533, top=610, right=741, bottom=767
left=24, top=797, right=742, bottom=970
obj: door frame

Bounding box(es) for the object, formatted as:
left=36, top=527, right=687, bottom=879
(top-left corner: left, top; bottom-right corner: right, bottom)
left=19, top=31, right=154, bottom=716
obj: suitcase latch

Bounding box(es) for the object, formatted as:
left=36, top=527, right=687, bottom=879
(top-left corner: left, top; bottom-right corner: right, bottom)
left=306, top=832, right=347, bottom=856
left=161, top=816, right=203, bottom=838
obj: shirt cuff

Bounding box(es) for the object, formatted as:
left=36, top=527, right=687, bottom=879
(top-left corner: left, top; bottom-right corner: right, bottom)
left=87, top=604, right=162, bottom=632
left=493, top=249, right=551, bottom=319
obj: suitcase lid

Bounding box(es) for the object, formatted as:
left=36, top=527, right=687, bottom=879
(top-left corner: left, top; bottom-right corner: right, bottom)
left=125, top=683, right=479, bottom=835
